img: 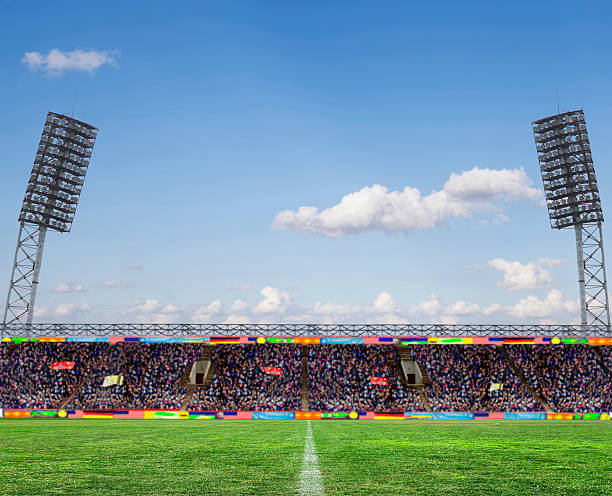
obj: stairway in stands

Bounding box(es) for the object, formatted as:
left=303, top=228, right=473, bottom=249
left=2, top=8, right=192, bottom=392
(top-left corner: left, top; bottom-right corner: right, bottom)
left=592, top=347, right=610, bottom=374
left=396, top=346, right=432, bottom=412
left=60, top=375, right=89, bottom=409
left=301, top=345, right=309, bottom=411
left=6, top=342, right=19, bottom=359
left=499, top=345, right=553, bottom=412
left=180, top=345, right=214, bottom=411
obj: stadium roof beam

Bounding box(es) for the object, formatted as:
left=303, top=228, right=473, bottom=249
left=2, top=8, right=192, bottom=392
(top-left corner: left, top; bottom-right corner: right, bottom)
left=533, top=110, right=610, bottom=329
left=1, top=112, right=97, bottom=334
left=1, top=323, right=609, bottom=338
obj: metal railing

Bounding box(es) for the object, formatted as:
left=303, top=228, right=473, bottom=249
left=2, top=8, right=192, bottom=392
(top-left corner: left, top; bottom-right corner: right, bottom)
left=2, top=323, right=610, bottom=338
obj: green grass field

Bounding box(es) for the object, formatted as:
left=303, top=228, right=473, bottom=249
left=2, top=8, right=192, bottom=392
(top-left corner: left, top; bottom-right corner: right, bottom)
left=0, top=420, right=610, bottom=496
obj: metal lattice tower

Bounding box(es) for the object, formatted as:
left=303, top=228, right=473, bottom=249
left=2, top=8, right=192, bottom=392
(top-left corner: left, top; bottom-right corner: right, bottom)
left=533, top=110, right=610, bottom=328
left=2, top=112, right=97, bottom=335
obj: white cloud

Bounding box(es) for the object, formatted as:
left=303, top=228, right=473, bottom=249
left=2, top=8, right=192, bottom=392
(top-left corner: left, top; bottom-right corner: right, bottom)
left=206, top=300, right=224, bottom=314
left=273, top=167, right=541, bottom=236
left=191, top=300, right=224, bottom=323
left=313, top=302, right=361, bottom=315
left=440, top=315, right=458, bottom=325
left=408, top=294, right=442, bottom=317
left=127, top=264, right=142, bottom=270
left=159, top=304, right=182, bottom=314
left=104, top=280, right=122, bottom=288
left=53, top=282, right=85, bottom=293
left=489, top=258, right=561, bottom=291
left=55, top=302, right=90, bottom=316
left=124, top=299, right=162, bottom=315
left=444, top=300, right=480, bottom=315
left=34, top=306, right=50, bottom=319
left=122, top=299, right=183, bottom=323
left=482, top=303, right=504, bottom=317
left=254, top=286, right=291, bottom=313
left=563, top=298, right=580, bottom=314
left=495, top=213, right=510, bottom=224
left=506, top=289, right=569, bottom=319
left=538, top=258, right=565, bottom=267
left=57, top=282, right=581, bottom=325
left=443, top=167, right=539, bottom=201
left=372, top=291, right=396, bottom=313
left=224, top=314, right=252, bottom=324
left=148, top=313, right=181, bottom=324
left=22, top=49, right=117, bottom=76
left=230, top=299, right=249, bottom=312
left=35, top=302, right=90, bottom=319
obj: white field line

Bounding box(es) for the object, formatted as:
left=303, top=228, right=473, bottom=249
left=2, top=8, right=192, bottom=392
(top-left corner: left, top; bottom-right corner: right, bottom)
left=299, top=420, right=324, bottom=496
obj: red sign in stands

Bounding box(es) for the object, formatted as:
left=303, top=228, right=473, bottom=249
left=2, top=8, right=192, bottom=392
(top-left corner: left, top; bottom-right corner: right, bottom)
left=263, top=366, right=282, bottom=375
left=51, top=361, right=75, bottom=370
left=370, top=376, right=388, bottom=385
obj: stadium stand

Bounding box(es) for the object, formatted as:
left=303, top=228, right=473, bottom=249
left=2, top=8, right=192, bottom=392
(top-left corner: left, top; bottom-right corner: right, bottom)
left=69, top=343, right=202, bottom=409
left=0, top=343, right=106, bottom=409
left=408, top=345, right=541, bottom=412
left=189, top=344, right=302, bottom=411
left=505, top=345, right=611, bottom=413
left=0, top=342, right=610, bottom=413
left=307, top=345, right=425, bottom=412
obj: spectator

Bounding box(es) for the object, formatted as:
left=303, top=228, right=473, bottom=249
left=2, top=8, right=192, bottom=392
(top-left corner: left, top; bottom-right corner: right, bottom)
left=190, top=344, right=301, bottom=411
left=0, top=342, right=106, bottom=409
left=70, top=343, right=202, bottom=409
left=506, top=344, right=611, bottom=413
left=409, top=345, right=540, bottom=412
left=308, top=345, right=424, bottom=412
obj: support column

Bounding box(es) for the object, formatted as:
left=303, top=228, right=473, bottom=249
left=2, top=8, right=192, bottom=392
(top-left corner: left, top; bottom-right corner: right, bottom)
left=598, top=223, right=611, bottom=329
left=2, top=222, right=46, bottom=335
left=25, top=224, right=47, bottom=325
left=574, top=224, right=587, bottom=327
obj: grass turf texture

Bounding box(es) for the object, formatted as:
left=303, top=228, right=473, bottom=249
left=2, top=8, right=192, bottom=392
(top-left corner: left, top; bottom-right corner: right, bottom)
left=0, top=420, right=609, bottom=495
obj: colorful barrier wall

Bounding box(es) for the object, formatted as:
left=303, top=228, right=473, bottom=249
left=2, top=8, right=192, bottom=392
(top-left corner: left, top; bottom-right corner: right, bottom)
left=3, top=336, right=611, bottom=345
left=1, top=409, right=609, bottom=420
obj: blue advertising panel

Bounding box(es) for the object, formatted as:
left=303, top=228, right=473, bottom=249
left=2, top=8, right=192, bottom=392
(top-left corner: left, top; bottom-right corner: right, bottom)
left=431, top=412, right=475, bottom=420
left=320, top=338, right=364, bottom=345
left=504, top=412, right=547, bottom=420
left=252, top=412, right=296, bottom=420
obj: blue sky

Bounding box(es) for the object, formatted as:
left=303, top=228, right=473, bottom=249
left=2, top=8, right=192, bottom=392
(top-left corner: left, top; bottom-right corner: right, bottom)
left=0, top=0, right=611, bottom=324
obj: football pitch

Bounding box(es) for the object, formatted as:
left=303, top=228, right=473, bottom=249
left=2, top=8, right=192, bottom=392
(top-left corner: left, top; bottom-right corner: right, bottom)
left=0, top=420, right=610, bottom=496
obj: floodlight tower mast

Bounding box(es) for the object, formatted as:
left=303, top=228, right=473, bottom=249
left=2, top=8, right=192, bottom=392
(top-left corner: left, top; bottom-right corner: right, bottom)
left=533, top=110, right=610, bottom=329
left=1, top=112, right=97, bottom=336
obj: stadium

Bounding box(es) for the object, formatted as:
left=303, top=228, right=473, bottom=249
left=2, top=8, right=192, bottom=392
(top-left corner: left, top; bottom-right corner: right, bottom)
left=2, top=4, right=612, bottom=496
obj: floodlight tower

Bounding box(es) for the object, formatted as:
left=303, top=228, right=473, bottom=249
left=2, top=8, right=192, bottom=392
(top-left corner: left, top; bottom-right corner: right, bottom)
left=1, top=112, right=97, bottom=334
left=532, top=110, right=610, bottom=328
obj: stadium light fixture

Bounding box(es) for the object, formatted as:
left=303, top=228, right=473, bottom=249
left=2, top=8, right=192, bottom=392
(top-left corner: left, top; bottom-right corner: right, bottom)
left=533, top=110, right=610, bottom=328
left=2, top=112, right=98, bottom=333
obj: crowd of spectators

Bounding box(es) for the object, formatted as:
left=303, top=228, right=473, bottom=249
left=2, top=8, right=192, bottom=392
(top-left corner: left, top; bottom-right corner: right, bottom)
left=485, top=347, right=540, bottom=412
left=599, top=346, right=612, bottom=372
left=0, top=343, right=106, bottom=409
left=506, top=344, right=611, bottom=413
left=0, top=342, right=610, bottom=412
left=190, top=344, right=301, bottom=411
left=308, top=345, right=425, bottom=412
left=70, top=343, right=202, bottom=409
left=408, top=345, right=540, bottom=412
left=0, top=343, right=11, bottom=370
